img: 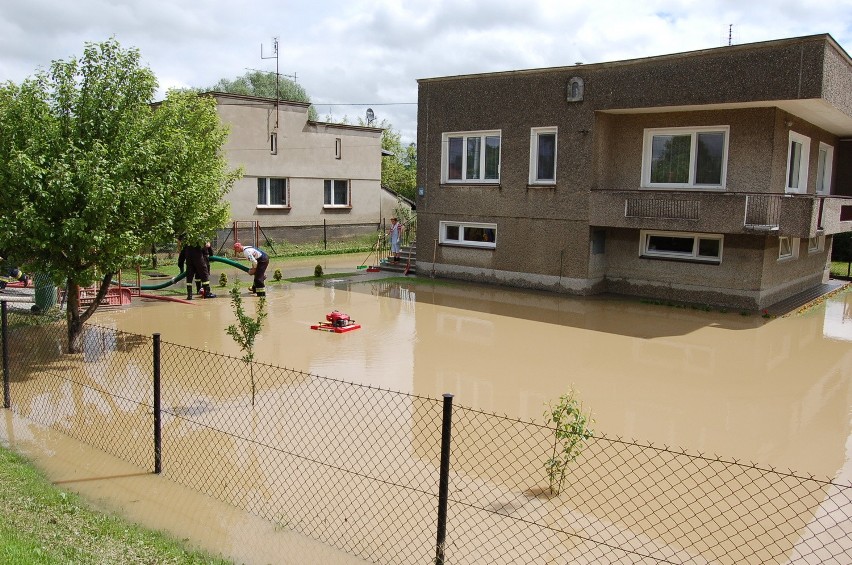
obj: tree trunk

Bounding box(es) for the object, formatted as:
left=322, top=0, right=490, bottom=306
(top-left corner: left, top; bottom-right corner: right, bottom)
left=65, top=274, right=114, bottom=354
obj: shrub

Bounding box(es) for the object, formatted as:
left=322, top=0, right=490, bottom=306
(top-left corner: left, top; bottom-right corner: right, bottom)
left=544, top=388, right=594, bottom=496
left=273, top=269, right=282, bottom=281
left=314, top=265, right=323, bottom=277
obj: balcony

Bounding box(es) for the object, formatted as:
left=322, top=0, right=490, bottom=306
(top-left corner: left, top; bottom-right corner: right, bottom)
left=588, top=190, right=852, bottom=237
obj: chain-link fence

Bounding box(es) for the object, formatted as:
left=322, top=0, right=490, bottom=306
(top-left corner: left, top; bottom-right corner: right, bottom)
left=2, top=305, right=850, bottom=564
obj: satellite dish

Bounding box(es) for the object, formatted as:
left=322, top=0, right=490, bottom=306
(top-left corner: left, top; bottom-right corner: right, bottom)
left=366, top=108, right=375, bottom=125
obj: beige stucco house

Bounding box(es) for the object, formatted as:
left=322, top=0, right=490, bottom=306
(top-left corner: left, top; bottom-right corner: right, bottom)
left=210, top=92, right=401, bottom=243
left=415, top=34, right=852, bottom=310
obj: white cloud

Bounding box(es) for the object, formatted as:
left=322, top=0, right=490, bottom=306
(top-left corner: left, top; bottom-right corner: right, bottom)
left=1, top=0, right=850, bottom=144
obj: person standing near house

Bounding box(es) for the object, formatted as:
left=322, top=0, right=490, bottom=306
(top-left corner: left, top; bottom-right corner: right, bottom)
left=178, top=235, right=216, bottom=300
left=388, top=217, right=403, bottom=262
left=234, top=242, right=269, bottom=298
left=194, top=241, right=213, bottom=295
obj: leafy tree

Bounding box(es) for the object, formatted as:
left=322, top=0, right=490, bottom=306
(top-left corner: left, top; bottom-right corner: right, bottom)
left=208, top=70, right=317, bottom=120
left=351, top=118, right=416, bottom=201
left=543, top=388, right=594, bottom=496
left=0, top=39, right=240, bottom=352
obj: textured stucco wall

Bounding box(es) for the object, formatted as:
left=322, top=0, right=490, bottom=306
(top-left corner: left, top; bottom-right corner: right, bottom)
left=217, top=97, right=383, bottom=230
left=415, top=35, right=849, bottom=309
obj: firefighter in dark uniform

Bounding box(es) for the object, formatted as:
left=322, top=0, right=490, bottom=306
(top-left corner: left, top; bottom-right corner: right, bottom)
left=178, top=237, right=216, bottom=300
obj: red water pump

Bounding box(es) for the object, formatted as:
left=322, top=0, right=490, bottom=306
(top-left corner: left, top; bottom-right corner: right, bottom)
left=326, top=310, right=352, bottom=328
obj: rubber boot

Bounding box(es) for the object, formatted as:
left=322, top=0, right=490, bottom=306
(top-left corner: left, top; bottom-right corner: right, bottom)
left=195, top=280, right=202, bottom=295
left=202, top=281, right=216, bottom=298
left=185, top=283, right=193, bottom=300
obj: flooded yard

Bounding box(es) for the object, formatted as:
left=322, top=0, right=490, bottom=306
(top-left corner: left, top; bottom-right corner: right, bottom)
left=89, top=264, right=852, bottom=482
left=6, top=257, right=852, bottom=563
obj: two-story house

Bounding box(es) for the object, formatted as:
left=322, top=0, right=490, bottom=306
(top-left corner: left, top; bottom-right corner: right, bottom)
left=415, top=34, right=852, bottom=310
left=210, top=92, right=400, bottom=244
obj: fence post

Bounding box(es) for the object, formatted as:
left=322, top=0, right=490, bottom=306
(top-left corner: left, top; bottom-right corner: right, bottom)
left=153, top=333, right=162, bottom=474
left=323, top=219, right=328, bottom=250
left=435, top=393, right=454, bottom=565
left=2, top=302, right=9, bottom=409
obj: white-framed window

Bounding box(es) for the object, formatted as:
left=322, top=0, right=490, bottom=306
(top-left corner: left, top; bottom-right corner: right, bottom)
left=269, top=132, right=278, bottom=155
left=335, top=137, right=342, bottom=159
left=808, top=235, right=825, bottom=254
left=440, top=221, right=496, bottom=249
left=640, top=230, right=723, bottom=262
left=641, top=126, right=729, bottom=189
left=778, top=236, right=800, bottom=260
left=442, top=131, right=501, bottom=183
left=816, top=142, right=833, bottom=195
left=529, top=127, right=557, bottom=184
left=785, top=131, right=811, bottom=194
left=324, top=179, right=350, bottom=207
left=257, top=177, right=288, bottom=207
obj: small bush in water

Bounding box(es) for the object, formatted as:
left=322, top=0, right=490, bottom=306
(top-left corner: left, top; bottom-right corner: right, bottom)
left=219, top=272, right=228, bottom=287
left=314, top=265, right=323, bottom=277
left=273, top=269, right=282, bottom=281
left=544, top=388, right=594, bottom=496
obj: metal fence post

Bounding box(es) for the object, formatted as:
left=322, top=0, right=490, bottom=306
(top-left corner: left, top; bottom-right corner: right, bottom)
left=323, top=219, right=328, bottom=250
left=2, top=302, right=9, bottom=409
left=435, top=393, right=454, bottom=565
left=153, top=333, right=162, bottom=474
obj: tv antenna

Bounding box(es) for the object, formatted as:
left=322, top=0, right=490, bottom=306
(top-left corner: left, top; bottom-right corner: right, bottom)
left=366, top=108, right=375, bottom=126
left=728, top=24, right=733, bottom=46
left=261, top=37, right=280, bottom=130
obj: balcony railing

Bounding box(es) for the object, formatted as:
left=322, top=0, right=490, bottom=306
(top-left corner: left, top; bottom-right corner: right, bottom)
left=743, top=194, right=781, bottom=230
left=589, top=190, right=852, bottom=237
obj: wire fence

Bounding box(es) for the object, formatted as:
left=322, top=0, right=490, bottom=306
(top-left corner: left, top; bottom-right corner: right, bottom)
left=2, top=306, right=851, bottom=564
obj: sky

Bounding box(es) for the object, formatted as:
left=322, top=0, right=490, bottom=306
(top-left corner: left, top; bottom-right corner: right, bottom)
left=1, top=0, right=851, bottom=144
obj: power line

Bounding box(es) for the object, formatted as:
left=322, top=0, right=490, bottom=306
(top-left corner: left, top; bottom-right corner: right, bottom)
left=317, top=102, right=417, bottom=106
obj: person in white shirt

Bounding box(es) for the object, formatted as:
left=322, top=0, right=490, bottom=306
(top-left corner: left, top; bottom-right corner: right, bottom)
left=233, top=242, right=269, bottom=298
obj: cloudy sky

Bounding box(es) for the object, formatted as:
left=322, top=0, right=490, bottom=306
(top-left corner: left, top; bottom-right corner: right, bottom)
left=2, top=0, right=851, bottom=143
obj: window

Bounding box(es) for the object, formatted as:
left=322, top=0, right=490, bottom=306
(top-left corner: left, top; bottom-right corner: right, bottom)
left=642, top=126, right=728, bottom=189
left=808, top=236, right=825, bottom=253
left=567, top=77, right=584, bottom=102
left=816, top=142, right=833, bottom=195
left=440, top=221, right=496, bottom=248
left=529, top=127, right=557, bottom=184
left=785, top=132, right=810, bottom=194
left=335, top=138, right=342, bottom=159
left=257, top=177, right=288, bottom=207
left=442, top=131, right=501, bottom=183
left=269, top=132, right=278, bottom=155
left=324, top=179, right=350, bottom=207
left=778, top=236, right=800, bottom=260
left=640, top=230, right=723, bottom=262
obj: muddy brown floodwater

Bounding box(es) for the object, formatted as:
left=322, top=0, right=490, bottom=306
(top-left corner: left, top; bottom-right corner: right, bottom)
left=11, top=259, right=852, bottom=563
left=93, top=272, right=852, bottom=481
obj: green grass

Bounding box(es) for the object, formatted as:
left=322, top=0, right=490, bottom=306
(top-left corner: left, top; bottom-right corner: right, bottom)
left=0, top=445, right=231, bottom=564
left=830, top=261, right=852, bottom=279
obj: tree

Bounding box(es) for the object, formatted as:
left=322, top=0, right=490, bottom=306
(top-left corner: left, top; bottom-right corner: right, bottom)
left=207, top=70, right=317, bottom=120
left=362, top=119, right=416, bottom=202
left=0, top=39, right=241, bottom=352
left=225, top=284, right=267, bottom=407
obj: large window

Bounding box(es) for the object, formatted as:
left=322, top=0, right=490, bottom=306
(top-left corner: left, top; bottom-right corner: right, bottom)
left=642, top=126, right=728, bottom=189
left=640, top=230, right=723, bottom=262
left=257, top=177, right=288, bottom=207
left=816, top=142, right=833, bottom=195
left=442, top=131, right=501, bottom=183
left=529, top=127, right=557, bottom=184
left=785, top=131, right=810, bottom=194
left=440, top=221, right=496, bottom=248
left=324, top=179, right=350, bottom=207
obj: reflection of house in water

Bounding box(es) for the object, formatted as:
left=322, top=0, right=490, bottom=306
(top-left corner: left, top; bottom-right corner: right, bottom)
left=823, top=293, right=852, bottom=341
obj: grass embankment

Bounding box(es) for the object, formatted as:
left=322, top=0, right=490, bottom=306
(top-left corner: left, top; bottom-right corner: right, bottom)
left=0, top=445, right=230, bottom=564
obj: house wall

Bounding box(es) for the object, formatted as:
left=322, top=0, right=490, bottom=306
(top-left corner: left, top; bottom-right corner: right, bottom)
left=416, top=35, right=852, bottom=310
left=216, top=96, right=383, bottom=240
